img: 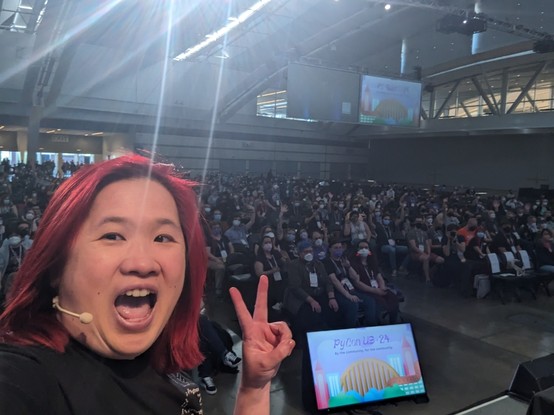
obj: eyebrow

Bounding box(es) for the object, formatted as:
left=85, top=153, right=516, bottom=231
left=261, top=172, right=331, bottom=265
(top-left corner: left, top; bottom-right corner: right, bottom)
left=97, top=216, right=181, bottom=230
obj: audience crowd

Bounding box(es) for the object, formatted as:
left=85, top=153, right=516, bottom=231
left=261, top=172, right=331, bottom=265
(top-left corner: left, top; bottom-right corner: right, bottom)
left=0, top=159, right=553, bottom=397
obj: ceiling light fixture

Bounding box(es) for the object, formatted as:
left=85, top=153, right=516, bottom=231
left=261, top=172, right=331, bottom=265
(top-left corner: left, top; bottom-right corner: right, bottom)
left=384, top=3, right=391, bottom=10
left=174, top=0, right=273, bottom=62
left=91, top=132, right=103, bottom=136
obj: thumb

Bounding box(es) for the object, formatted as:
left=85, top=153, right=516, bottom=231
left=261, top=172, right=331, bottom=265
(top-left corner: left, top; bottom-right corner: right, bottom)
left=270, top=338, right=296, bottom=362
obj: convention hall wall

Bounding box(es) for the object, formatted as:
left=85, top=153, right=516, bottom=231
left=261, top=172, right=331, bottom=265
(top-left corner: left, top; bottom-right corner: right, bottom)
left=366, top=133, right=554, bottom=190
left=134, top=132, right=370, bottom=180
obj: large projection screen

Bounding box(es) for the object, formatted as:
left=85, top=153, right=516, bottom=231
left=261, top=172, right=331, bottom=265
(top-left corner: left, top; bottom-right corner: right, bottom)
left=359, top=75, right=422, bottom=127
left=287, top=63, right=360, bottom=123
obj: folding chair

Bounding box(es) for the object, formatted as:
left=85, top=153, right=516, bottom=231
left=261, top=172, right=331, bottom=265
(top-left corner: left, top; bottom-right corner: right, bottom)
left=488, top=253, right=538, bottom=304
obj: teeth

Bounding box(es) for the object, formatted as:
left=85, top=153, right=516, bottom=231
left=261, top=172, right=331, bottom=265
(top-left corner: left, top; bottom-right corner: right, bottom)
left=125, top=289, right=151, bottom=297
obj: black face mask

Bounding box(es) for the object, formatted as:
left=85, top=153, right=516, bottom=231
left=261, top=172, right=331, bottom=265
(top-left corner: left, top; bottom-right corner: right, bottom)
left=468, top=226, right=477, bottom=231
left=415, top=223, right=423, bottom=229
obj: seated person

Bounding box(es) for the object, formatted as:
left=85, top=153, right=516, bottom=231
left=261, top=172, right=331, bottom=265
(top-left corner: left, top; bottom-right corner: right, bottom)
left=224, top=209, right=256, bottom=251
left=535, top=229, right=554, bottom=273
left=348, top=240, right=400, bottom=324
left=344, top=211, right=371, bottom=246
left=254, top=235, right=287, bottom=317
left=280, top=226, right=299, bottom=261
left=457, top=217, right=478, bottom=245
left=205, top=222, right=234, bottom=298
left=197, top=314, right=242, bottom=395
left=312, top=229, right=328, bottom=261
left=283, top=240, right=337, bottom=335
left=323, top=239, right=378, bottom=328
left=440, top=224, right=469, bottom=293
left=375, top=212, right=409, bottom=277
left=491, top=221, right=522, bottom=255
left=406, top=217, right=444, bottom=283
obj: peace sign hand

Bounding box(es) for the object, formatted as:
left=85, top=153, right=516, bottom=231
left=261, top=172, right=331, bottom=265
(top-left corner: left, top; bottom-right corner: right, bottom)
left=229, top=275, right=295, bottom=390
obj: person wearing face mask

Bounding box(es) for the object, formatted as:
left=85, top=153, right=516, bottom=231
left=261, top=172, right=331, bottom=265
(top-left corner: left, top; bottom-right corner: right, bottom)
left=484, top=210, right=500, bottom=237
left=298, top=228, right=310, bottom=242
left=211, top=209, right=228, bottom=231
left=328, top=198, right=347, bottom=239
left=284, top=239, right=337, bottom=413
left=457, top=217, right=478, bottom=245
left=407, top=217, right=445, bottom=284
left=224, top=209, right=256, bottom=252
left=254, top=236, right=287, bottom=318
left=323, top=240, right=378, bottom=328
left=491, top=221, right=522, bottom=255
left=311, top=230, right=328, bottom=261
left=349, top=241, right=400, bottom=325
left=344, top=211, right=371, bottom=245
left=253, top=227, right=277, bottom=256
left=375, top=213, right=409, bottom=277
left=305, top=202, right=325, bottom=235
left=206, top=223, right=234, bottom=298
left=281, top=227, right=299, bottom=261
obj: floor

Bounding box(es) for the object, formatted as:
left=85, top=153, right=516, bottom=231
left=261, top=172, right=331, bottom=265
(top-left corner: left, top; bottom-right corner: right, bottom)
left=200, top=275, right=554, bottom=414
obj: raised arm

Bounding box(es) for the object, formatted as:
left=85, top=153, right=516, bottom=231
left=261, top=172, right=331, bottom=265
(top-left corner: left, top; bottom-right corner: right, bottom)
left=230, top=276, right=295, bottom=415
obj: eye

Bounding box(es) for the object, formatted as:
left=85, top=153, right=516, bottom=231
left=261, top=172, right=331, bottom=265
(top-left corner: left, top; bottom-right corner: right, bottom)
left=154, top=234, right=175, bottom=243
left=102, top=233, right=124, bottom=241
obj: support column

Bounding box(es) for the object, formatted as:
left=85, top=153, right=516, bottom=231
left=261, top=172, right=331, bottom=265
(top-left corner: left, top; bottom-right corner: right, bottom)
left=26, top=106, right=42, bottom=167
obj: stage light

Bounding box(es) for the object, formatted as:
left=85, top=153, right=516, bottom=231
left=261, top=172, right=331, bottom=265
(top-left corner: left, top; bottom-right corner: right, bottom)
left=384, top=3, right=391, bottom=10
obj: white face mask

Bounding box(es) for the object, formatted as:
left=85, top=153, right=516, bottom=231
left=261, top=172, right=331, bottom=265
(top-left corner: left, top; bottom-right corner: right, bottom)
left=25, top=213, right=35, bottom=221
left=314, top=238, right=323, bottom=247
left=232, top=219, right=241, bottom=227
left=9, top=236, right=21, bottom=246
left=263, top=243, right=273, bottom=252
left=358, top=248, right=370, bottom=257
left=303, top=253, right=314, bottom=262
left=204, top=207, right=211, bottom=213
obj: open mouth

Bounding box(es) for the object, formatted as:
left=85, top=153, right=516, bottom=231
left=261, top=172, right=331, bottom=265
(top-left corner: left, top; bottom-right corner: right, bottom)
left=114, top=289, right=157, bottom=321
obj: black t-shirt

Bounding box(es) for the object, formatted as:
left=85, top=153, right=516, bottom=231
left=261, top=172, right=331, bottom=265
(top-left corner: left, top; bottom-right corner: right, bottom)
left=0, top=340, right=202, bottom=414
left=207, top=235, right=231, bottom=258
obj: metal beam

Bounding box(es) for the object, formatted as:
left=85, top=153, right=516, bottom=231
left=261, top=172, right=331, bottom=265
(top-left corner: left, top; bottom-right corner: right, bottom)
left=524, top=91, right=540, bottom=112
left=217, top=5, right=407, bottom=122
left=460, top=101, right=472, bottom=118
left=507, top=62, right=547, bottom=114
left=471, top=76, right=497, bottom=115
left=433, top=79, right=460, bottom=119
left=481, top=71, right=499, bottom=114
left=500, top=69, right=508, bottom=115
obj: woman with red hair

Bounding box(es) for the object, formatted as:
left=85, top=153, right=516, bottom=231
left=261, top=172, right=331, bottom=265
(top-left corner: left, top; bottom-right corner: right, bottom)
left=0, top=154, right=294, bottom=414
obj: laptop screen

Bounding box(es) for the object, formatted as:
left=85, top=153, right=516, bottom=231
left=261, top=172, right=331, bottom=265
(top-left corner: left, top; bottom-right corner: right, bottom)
left=306, top=323, right=427, bottom=412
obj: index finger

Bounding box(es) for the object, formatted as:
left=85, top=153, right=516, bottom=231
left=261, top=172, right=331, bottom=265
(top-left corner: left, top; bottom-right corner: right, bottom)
left=229, top=286, right=253, bottom=332
left=252, top=275, right=269, bottom=323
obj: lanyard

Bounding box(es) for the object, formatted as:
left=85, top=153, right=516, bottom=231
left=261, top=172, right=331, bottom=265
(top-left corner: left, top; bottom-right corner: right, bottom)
left=267, top=255, right=278, bottom=268
left=361, top=262, right=374, bottom=281
left=330, top=258, right=346, bottom=277
left=9, top=245, right=22, bottom=266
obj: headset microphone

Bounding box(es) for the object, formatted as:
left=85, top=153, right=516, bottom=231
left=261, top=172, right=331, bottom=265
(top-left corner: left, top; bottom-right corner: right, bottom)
left=52, top=296, right=93, bottom=324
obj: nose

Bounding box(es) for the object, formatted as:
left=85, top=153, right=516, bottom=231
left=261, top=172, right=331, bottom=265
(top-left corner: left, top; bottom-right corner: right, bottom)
left=119, top=242, right=161, bottom=277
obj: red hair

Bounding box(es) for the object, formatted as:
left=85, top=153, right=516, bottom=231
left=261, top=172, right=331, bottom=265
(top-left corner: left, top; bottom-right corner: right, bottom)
left=0, top=154, right=207, bottom=373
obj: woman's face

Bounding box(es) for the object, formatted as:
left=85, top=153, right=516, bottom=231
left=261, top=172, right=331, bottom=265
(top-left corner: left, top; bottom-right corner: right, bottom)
left=56, top=178, right=186, bottom=359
